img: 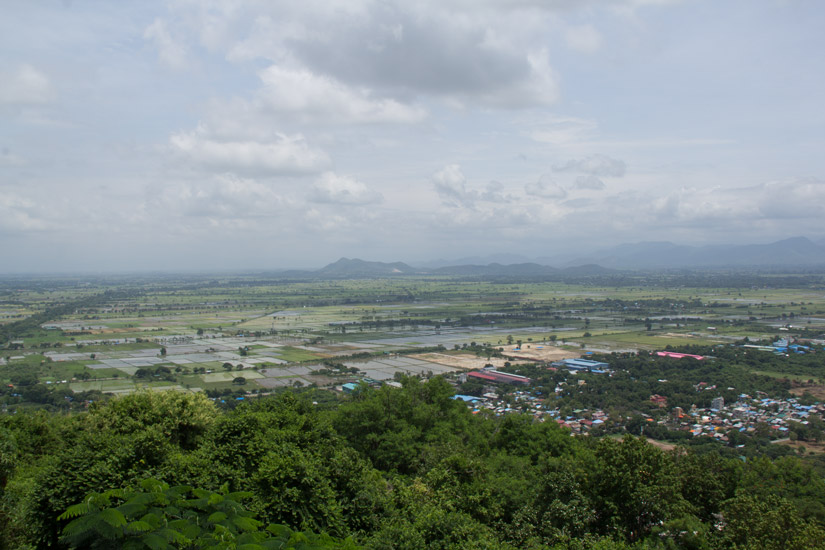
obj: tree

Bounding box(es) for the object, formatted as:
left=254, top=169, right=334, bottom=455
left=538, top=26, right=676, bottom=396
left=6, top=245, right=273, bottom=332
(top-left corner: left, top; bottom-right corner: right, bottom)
left=233, top=376, right=246, bottom=385
left=718, top=494, right=825, bottom=550
left=160, top=347, right=167, bottom=356
left=586, top=436, right=687, bottom=542
left=58, top=478, right=360, bottom=550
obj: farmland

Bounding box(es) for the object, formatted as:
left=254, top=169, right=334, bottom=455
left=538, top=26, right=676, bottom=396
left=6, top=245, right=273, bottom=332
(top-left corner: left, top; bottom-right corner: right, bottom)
left=2, top=272, right=825, bottom=407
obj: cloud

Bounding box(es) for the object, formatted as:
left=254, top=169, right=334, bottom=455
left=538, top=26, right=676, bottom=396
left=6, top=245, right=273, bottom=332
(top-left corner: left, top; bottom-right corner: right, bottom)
left=157, top=174, right=288, bottom=220
left=432, top=165, right=515, bottom=207
left=433, top=164, right=474, bottom=206
left=287, top=4, right=560, bottom=108
left=528, top=116, right=598, bottom=145
left=573, top=175, right=606, bottom=190
left=0, top=148, right=24, bottom=166
left=565, top=24, right=602, bottom=53
left=756, top=177, right=825, bottom=220
left=144, top=18, right=188, bottom=69
left=554, top=154, right=626, bottom=177
left=0, top=64, right=53, bottom=104
left=310, top=172, right=383, bottom=205
left=525, top=175, right=567, bottom=198
left=0, top=193, right=52, bottom=232
left=169, top=128, right=330, bottom=176
left=256, top=65, right=425, bottom=124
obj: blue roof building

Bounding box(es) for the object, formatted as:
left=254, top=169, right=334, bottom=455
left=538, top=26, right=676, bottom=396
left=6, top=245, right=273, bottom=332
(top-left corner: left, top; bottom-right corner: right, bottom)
left=553, top=358, right=610, bottom=372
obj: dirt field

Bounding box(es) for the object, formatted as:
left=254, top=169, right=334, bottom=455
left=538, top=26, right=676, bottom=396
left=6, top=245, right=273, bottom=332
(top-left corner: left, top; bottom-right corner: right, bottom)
left=773, top=439, right=825, bottom=455
left=789, top=384, right=825, bottom=400
left=414, top=353, right=527, bottom=370
left=500, top=345, right=580, bottom=363
left=645, top=438, right=678, bottom=452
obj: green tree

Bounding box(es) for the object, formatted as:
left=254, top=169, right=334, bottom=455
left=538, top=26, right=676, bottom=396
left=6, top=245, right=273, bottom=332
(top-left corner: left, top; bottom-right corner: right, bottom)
left=717, top=493, right=825, bottom=550
left=585, top=436, right=687, bottom=542
left=59, top=478, right=360, bottom=550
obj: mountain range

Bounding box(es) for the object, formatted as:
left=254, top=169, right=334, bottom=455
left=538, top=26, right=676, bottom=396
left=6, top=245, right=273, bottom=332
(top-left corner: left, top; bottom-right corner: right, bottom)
left=552, top=236, right=825, bottom=269
left=274, top=237, right=825, bottom=279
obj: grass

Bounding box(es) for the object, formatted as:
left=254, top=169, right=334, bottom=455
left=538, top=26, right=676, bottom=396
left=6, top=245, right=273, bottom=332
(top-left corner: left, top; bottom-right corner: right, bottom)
left=272, top=346, right=328, bottom=363
left=751, top=370, right=817, bottom=382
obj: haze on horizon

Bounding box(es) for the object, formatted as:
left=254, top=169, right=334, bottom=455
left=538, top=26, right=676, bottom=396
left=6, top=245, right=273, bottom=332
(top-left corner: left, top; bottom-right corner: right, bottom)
left=2, top=0, right=824, bottom=273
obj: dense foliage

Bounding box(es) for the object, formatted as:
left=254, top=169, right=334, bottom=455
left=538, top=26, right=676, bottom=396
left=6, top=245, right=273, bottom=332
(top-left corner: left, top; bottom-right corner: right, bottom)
left=1, top=380, right=824, bottom=549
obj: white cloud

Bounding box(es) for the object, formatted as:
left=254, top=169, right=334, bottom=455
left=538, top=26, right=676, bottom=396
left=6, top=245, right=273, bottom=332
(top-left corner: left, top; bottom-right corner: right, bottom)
left=164, top=174, right=287, bottom=219
left=528, top=116, right=598, bottom=145
left=0, top=148, right=24, bottom=166
left=144, top=18, right=188, bottom=69
left=574, top=175, right=606, bottom=190
left=433, top=164, right=474, bottom=206
left=432, top=165, right=515, bottom=207
left=0, top=192, right=52, bottom=232
left=554, top=154, right=626, bottom=177
left=169, top=127, right=330, bottom=176
left=525, top=175, right=567, bottom=198
left=757, top=177, right=825, bottom=220
left=565, top=24, right=602, bottom=53
left=0, top=64, right=53, bottom=104
left=257, top=65, right=425, bottom=124
left=310, top=172, right=383, bottom=205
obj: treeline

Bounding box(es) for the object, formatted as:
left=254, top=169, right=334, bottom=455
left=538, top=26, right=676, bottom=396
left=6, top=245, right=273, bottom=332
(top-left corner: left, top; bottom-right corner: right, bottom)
left=1, top=290, right=142, bottom=347
left=2, top=379, right=825, bottom=549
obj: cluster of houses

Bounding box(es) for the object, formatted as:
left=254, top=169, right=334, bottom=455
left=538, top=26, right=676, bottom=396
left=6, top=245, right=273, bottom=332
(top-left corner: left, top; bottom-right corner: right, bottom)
left=451, top=390, right=610, bottom=434
left=450, top=350, right=824, bottom=443
left=661, top=393, right=824, bottom=440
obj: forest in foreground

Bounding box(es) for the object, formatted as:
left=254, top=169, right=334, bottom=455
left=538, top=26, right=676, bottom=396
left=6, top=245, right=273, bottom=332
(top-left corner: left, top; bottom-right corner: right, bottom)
left=2, top=377, right=825, bottom=550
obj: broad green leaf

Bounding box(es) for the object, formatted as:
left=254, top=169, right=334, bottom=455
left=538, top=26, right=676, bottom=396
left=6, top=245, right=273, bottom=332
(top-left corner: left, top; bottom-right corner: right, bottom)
left=99, top=507, right=128, bottom=527
left=142, top=532, right=174, bottom=550
left=208, top=511, right=228, bottom=524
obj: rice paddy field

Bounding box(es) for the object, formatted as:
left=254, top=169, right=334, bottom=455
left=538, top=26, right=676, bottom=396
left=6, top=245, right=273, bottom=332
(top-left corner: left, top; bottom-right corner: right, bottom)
left=2, top=273, right=824, bottom=398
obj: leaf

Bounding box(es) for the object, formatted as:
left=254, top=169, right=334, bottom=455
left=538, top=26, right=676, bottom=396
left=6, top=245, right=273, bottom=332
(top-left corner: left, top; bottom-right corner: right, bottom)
left=208, top=511, right=228, bottom=524
left=117, top=501, right=148, bottom=518
left=126, top=520, right=154, bottom=533
left=226, top=491, right=255, bottom=502
left=142, top=532, right=174, bottom=550
left=232, top=516, right=262, bottom=532
left=58, top=501, right=92, bottom=521
left=99, top=507, right=128, bottom=527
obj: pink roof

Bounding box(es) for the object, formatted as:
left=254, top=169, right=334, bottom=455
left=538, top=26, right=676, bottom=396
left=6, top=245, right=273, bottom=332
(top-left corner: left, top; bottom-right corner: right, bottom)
left=656, top=351, right=704, bottom=360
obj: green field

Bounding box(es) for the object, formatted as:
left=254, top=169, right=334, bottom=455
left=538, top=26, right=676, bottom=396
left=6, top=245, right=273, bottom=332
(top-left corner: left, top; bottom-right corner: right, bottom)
left=2, top=272, right=824, bottom=400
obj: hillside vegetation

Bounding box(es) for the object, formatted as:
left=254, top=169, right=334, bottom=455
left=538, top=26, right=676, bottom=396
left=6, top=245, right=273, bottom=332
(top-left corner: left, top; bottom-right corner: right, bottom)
left=2, top=382, right=824, bottom=549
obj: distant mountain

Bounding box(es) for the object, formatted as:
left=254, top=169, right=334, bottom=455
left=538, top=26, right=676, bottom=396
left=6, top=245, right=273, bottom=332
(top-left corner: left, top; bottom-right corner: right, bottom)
left=416, top=253, right=532, bottom=269
left=281, top=236, right=825, bottom=281
left=558, top=264, right=619, bottom=276
left=563, top=237, right=825, bottom=269
left=434, top=262, right=558, bottom=277
left=317, top=258, right=418, bottom=277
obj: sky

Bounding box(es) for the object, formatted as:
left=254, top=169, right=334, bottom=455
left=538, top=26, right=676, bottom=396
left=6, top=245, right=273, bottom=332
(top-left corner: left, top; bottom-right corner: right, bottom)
left=2, top=0, right=824, bottom=272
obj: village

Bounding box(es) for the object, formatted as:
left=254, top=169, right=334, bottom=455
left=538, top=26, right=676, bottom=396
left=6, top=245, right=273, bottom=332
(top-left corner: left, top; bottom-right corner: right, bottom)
left=446, top=349, right=825, bottom=450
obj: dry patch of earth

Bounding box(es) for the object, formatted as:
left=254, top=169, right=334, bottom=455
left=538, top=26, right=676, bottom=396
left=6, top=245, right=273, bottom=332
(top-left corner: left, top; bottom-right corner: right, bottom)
left=645, top=438, right=678, bottom=452
left=773, top=439, right=825, bottom=455
left=790, top=383, right=825, bottom=400
left=500, top=345, right=580, bottom=363
left=414, top=353, right=526, bottom=370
